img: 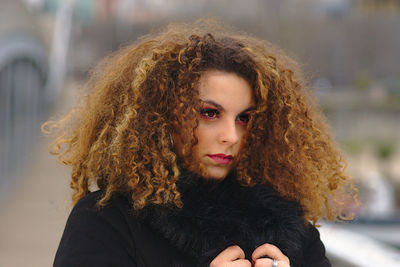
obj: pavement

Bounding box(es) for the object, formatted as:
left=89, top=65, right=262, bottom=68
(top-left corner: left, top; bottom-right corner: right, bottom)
left=0, top=139, right=71, bottom=267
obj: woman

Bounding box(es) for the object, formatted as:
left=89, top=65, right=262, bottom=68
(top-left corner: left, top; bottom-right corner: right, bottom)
left=46, top=20, right=355, bottom=267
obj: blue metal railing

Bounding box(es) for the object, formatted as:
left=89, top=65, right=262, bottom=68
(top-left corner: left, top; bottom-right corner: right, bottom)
left=0, top=34, right=48, bottom=203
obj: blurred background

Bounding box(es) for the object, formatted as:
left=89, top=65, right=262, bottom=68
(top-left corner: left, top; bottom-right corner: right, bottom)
left=0, top=0, right=399, bottom=266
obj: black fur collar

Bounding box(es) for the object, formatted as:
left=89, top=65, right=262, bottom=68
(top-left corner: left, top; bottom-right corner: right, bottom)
left=141, top=171, right=307, bottom=266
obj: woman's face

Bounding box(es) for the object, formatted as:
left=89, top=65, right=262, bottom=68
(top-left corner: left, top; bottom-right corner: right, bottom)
left=192, top=70, right=255, bottom=180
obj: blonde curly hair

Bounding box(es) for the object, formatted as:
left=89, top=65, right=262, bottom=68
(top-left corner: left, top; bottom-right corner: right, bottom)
left=43, top=19, right=356, bottom=223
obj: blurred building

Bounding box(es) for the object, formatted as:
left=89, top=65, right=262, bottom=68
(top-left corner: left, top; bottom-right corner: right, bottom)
left=354, top=0, right=400, bottom=13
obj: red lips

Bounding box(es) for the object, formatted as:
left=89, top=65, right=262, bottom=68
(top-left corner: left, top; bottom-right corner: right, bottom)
left=208, top=154, right=233, bottom=165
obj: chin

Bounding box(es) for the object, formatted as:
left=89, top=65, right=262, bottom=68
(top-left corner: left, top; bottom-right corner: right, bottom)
left=204, top=166, right=230, bottom=180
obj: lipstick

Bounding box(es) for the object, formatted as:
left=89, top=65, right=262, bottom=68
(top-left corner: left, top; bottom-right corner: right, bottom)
left=208, top=154, right=233, bottom=165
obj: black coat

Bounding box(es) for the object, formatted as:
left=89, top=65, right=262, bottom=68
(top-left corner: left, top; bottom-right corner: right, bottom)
left=54, top=173, right=331, bottom=267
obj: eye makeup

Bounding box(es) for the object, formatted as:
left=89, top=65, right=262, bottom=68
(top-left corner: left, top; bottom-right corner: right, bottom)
left=199, top=105, right=252, bottom=125
left=200, top=106, right=220, bottom=120
left=235, top=112, right=251, bottom=125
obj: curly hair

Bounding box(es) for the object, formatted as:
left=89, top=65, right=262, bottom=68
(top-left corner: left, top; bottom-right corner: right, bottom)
left=43, top=19, right=356, bottom=223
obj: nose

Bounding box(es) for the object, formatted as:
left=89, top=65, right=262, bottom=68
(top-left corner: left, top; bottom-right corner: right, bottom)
left=219, top=119, right=240, bottom=145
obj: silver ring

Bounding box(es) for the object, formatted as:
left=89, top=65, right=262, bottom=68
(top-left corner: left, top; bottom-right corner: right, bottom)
left=272, top=259, right=278, bottom=267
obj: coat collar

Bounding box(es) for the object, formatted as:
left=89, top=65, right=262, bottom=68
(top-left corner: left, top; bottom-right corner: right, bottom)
left=141, top=171, right=307, bottom=266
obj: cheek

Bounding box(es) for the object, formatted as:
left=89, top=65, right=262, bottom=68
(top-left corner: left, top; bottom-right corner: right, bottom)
left=238, top=129, right=250, bottom=150
left=194, top=122, right=213, bottom=148
left=238, top=128, right=246, bottom=141
left=193, top=125, right=205, bottom=146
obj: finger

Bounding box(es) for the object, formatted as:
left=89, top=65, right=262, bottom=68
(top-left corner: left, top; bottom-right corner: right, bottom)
left=218, top=245, right=246, bottom=260
left=254, top=258, right=290, bottom=267
left=253, top=258, right=272, bottom=267
left=251, top=244, right=289, bottom=263
left=230, top=259, right=252, bottom=267
left=210, top=245, right=246, bottom=266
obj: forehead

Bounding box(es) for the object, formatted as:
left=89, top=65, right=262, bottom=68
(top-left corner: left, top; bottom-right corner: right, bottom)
left=198, top=70, right=254, bottom=109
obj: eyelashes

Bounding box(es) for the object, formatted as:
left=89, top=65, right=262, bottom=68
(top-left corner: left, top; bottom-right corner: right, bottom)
left=236, top=113, right=250, bottom=125
left=199, top=107, right=250, bottom=125
left=200, top=108, right=220, bottom=119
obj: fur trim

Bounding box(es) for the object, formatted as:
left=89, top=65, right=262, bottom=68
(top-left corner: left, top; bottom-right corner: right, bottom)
left=141, top=171, right=307, bottom=266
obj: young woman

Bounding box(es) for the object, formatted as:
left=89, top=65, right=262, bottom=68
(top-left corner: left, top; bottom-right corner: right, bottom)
left=46, top=20, right=355, bottom=267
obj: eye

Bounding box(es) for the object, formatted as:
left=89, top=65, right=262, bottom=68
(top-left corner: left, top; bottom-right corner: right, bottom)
left=200, top=108, right=220, bottom=120
left=236, top=113, right=250, bottom=125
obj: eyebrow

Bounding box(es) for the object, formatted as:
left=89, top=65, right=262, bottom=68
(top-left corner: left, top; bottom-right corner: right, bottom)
left=201, top=99, right=256, bottom=113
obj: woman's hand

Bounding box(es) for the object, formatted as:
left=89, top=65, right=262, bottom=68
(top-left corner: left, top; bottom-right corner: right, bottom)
left=251, top=244, right=290, bottom=267
left=210, top=245, right=252, bottom=267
